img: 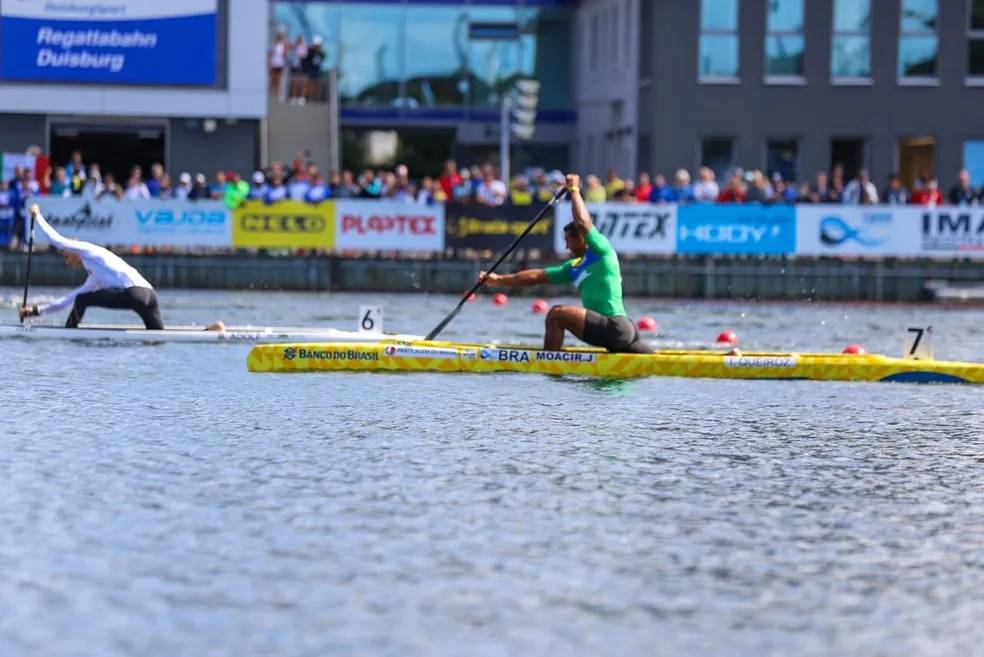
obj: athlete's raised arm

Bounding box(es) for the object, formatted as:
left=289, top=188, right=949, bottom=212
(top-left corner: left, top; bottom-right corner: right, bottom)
left=566, top=174, right=593, bottom=237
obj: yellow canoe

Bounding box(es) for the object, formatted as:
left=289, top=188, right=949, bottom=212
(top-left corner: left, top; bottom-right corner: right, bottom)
left=247, top=341, right=984, bottom=384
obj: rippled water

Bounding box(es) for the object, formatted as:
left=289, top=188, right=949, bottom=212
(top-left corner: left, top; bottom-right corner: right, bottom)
left=1, top=288, right=983, bottom=657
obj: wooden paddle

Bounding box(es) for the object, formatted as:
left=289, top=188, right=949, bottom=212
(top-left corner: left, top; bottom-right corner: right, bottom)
left=425, top=187, right=568, bottom=341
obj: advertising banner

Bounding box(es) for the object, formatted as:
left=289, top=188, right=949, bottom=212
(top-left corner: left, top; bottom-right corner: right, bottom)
left=0, top=0, right=217, bottom=85
left=445, top=203, right=553, bottom=252
left=795, top=205, right=921, bottom=257
left=677, top=204, right=796, bottom=255
left=34, top=196, right=230, bottom=248
left=552, top=202, right=676, bottom=254
left=232, top=200, right=334, bottom=249
left=335, top=199, right=444, bottom=251
left=917, top=207, right=984, bottom=258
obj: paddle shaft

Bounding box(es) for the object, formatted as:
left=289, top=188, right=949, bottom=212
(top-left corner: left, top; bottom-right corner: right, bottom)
left=425, top=188, right=567, bottom=341
left=20, top=212, right=36, bottom=323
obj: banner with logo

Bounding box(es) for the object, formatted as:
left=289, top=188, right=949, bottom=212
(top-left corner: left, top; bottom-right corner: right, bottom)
left=677, top=203, right=796, bottom=255
left=232, top=200, right=334, bottom=249
left=34, top=196, right=230, bottom=248
left=446, top=203, right=553, bottom=252
left=0, top=0, right=217, bottom=85
left=795, top=205, right=921, bottom=257
left=917, top=207, right=984, bottom=257
left=335, top=199, right=444, bottom=251
left=553, top=202, right=676, bottom=254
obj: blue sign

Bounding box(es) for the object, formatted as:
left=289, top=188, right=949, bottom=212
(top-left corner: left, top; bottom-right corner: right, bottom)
left=677, top=204, right=797, bottom=255
left=0, top=1, right=216, bottom=86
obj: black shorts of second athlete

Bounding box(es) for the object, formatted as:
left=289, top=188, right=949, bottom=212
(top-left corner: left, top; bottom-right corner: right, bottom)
left=67, top=286, right=164, bottom=329
left=583, top=310, right=654, bottom=353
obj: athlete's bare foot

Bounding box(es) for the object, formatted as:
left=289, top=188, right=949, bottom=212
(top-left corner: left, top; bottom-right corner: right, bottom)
left=204, top=321, right=226, bottom=332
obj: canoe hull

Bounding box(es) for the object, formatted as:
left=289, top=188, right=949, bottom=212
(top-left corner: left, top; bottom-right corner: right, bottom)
left=247, top=341, right=984, bottom=384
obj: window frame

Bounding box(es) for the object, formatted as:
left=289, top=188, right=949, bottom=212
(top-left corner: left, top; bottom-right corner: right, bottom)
left=698, top=0, right=741, bottom=84
left=967, top=0, right=984, bottom=83
left=764, top=0, right=806, bottom=84
left=830, top=0, right=872, bottom=84
left=898, top=0, right=940, bottom=84
left=698, top=136, right=737, bottom=182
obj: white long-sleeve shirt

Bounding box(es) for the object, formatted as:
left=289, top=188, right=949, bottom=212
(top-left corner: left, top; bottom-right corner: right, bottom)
left=35, top=214, right=153, bottom=315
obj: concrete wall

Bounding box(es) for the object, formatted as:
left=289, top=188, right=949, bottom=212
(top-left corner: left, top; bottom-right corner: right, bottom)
left=3, top=252, right=981, bottom=302
left=574, top=0, right=639, bottom=178
left=0, top=114, right=46, bottom=153
left=168, top=118, right=260, bottom=177
left=632, top=0, right=984, bottom=185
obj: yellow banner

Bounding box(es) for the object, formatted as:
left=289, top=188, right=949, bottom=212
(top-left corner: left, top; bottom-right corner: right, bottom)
left=232, top=200, right=335, bottom=249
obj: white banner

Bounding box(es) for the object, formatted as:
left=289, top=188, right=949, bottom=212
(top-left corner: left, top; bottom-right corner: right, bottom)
left=33, top=197, right=231, bottom=248
left=795, top=205, right=921, bottom=257
left=335, top=199, right=444, bottom=251
left=917, top=207, right=984, bottom=257
left=553, top=202, right=676, bottom=254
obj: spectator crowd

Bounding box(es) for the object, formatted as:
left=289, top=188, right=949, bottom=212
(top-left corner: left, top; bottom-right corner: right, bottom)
left=4, top=147, right=984, bottom=249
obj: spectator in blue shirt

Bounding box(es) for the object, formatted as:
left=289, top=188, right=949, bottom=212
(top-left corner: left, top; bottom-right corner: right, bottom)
left=264, top=171, right=288, bottom=204
left=648, top=173, right=671, bottom=203
left=249, top=171, right=268, bottom=200
left=210, top=171, right=227, bottom=200
left=146, top=163, right=165, bottom=198
left=306, top=174, right=331, bottom=203
left=664, top=169, right=694, bottom=203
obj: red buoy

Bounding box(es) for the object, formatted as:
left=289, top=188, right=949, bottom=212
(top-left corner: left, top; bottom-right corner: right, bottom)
left=637, top=316, right=657, bottom=332
left=842, top=343, right=867, bottom=355
left=715, top=330, right=738, bottom=345
left=492, top=293, right=508, bottom=306
left=531, top=299, right=549, bottom=314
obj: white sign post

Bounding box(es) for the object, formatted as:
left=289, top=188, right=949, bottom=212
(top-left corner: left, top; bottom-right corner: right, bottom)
left=903, top=326, right=934, bottom=360
left=358, top=306, right=384, bottom=334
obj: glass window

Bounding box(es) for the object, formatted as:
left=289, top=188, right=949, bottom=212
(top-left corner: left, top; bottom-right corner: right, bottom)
left=898, top=0, right=937, bottom=78
left=831, top=0, right=870, bottom=78
left=765, top=0, right=804, bottom=77
left=963, top=141, right=984, bottom=186
left=468, top=7, right=533, bottom=109
left=767, top=140, right=798, bottom=182
left=338, top=5, right=403, bottom=105
left=404, top=6, right=469, bottom=107
left=273, top=2, right=340, bottom=71
left=699, top=0, right=739, bottom=79
left=969, top=0, right=984, bottom=76
left=701, top=138, right=735, bottom=181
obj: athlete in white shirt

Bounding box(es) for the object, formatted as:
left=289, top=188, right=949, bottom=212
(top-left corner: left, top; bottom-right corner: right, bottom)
left=19, top=205, right=164, bottom=329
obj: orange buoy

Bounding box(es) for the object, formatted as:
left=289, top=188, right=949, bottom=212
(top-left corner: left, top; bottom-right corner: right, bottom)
left=842, top=343, right=867, bottom=355
left=492, top=293, right=508, bottom=306
left=715, top=330, right=738, bottom=345
left=531, top=299, right=549, bottom=314
left=637, top=316, right=657, bottom=332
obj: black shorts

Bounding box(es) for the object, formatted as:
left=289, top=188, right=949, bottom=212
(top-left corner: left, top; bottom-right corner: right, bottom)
left=583, top=311, right=654, bottom=354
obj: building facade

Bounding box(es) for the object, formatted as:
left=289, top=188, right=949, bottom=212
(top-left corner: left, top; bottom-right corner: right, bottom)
left=0, top=0, right=266, bottom=180
left=575, top=0, right=984, bottom=191
left=273, top=0, right=576, bottom=174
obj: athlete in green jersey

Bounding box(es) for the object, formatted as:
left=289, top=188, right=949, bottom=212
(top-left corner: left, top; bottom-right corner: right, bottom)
left=480, top=174, right=653, bottom=353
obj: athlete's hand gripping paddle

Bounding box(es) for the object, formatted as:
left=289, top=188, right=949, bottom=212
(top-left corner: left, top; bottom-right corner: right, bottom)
left=425, top=187, right=568, bottom=341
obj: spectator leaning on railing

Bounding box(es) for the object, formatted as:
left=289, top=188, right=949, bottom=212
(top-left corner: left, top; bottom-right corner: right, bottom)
left=692, top=167, right=719, bottom=203
left=843, top=169, right=878, bottom=205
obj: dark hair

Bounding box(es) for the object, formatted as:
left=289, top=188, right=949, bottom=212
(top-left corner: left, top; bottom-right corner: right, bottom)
left=563, top=221, right=577, bottom=236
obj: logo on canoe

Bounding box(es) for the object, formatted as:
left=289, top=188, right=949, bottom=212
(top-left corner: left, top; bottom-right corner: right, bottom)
left=385, top=345, right=458, bottom=359
left=284, top=347, right=297, bottom=360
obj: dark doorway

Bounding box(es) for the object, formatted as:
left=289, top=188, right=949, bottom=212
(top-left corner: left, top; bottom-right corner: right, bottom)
left=50, top=122, right=166, bottom=182
left=830, top=138, right=866, bottom=180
